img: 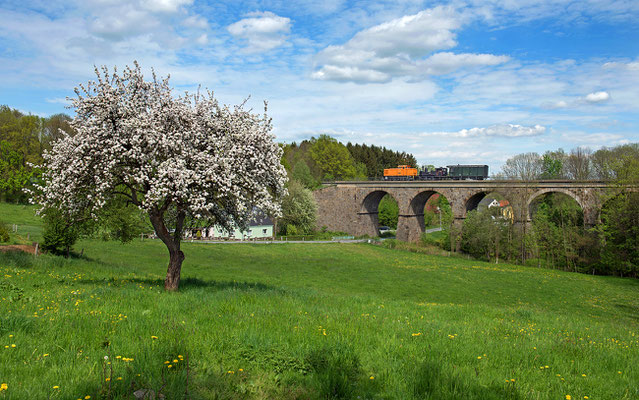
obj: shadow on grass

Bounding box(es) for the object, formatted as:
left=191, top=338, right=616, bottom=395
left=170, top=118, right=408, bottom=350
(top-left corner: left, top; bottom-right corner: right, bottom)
left=75, top=276, right=282, bottom=293
left=411, top=358, right=521, bottom=400
left=614, top=303, right=639, bottom=321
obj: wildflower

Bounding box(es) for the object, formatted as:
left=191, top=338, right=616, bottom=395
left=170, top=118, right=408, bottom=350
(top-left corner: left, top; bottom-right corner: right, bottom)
left=227, top=370, right=234, bottom=374
left=10, top=344, right=16, bottom=348
left=105, top=378, right=110, bottom=382
left=566, top=396, right=572, bottom=400
left=151, top=336, right=158, bottom=340
left=0, top=383, right=7, bottom=391
left=53, top=386, right=60, bottom=389
left=239, top=369, right=243, bottom=372
left=173, top=359, right=178, bottom=363
left=85, top=396, right=91, bottom=399
left=167, top=365, right=173, bottom=368
left=370, top=376, right=374, bottom=380
left=581, top=374, right=586, bottom=377
left=510, top=379, right=515, bottom=382
left=477, top=356, right=482, bottom=359
left=43, top=353, right=49, bottom=357
left=164, top=361, right=170, bottom=364
left=116, top=377, right=122, bottom=381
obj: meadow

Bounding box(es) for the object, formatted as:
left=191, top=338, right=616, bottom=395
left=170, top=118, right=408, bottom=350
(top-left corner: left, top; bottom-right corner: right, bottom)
left=0, top=203, right=638, bottom=399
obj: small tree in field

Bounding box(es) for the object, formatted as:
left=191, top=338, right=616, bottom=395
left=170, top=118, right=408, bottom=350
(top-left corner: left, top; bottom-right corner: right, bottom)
left=34, top=62, right=287, bottom=290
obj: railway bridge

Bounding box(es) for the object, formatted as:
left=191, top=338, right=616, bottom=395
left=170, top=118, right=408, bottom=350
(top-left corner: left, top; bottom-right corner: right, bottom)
left=313, top=180, right=615, bottom=242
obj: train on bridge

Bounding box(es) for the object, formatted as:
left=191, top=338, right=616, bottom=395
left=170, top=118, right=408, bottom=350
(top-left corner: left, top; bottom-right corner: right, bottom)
left=383, top=165, right=489, bottom=181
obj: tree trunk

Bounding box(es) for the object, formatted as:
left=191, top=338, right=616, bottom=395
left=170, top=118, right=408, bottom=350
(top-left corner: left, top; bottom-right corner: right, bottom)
left=165, top=249, right=185, bottom=291
left=148, top=207, right=187, bottom=291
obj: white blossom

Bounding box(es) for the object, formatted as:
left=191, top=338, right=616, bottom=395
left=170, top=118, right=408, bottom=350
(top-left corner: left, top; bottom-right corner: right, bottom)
left=35, top=62, right=287, bottom=234
left=34, top=62, right=287, bottom=289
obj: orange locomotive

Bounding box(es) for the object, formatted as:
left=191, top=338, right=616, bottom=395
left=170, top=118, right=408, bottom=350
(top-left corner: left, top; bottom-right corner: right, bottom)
left=383, top=165, right=418, bottom=181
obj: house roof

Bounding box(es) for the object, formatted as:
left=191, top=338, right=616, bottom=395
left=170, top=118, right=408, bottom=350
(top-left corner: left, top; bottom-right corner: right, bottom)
left=249, top=209, right=273, bottom=226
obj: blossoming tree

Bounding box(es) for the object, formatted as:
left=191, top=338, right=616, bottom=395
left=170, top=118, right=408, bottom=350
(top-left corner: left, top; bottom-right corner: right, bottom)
left=35, top=62, right=287, bottom=290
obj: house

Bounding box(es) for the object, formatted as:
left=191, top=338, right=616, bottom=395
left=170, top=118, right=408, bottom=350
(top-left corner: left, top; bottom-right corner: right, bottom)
left=188, top=209, right=274, bottom=240
left=487, top=199, right=514, bottom=222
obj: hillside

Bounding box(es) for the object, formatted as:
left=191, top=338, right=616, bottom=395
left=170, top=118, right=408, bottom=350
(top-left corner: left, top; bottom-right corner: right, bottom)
left=0, top=202, right=638, bottom=399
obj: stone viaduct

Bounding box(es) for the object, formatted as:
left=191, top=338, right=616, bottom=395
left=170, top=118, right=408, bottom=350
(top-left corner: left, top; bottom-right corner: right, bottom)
left=314, top=180, right=615, bottom=242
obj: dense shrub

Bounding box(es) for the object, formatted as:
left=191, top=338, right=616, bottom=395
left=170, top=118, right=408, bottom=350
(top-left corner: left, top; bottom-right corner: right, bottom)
left=42, top=209, right=78, bottom=257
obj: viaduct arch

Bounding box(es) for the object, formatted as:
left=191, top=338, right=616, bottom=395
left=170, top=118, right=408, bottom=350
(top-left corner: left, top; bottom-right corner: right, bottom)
left=313, top=180, right=612, bottom=242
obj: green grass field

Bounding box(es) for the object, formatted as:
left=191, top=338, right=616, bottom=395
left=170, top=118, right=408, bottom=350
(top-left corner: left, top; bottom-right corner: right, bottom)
left=1, top=203, right=638, bottom=399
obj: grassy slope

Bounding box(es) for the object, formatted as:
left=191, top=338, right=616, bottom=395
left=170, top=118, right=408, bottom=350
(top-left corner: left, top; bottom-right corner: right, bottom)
left=0, top=203, right=638, bottom=399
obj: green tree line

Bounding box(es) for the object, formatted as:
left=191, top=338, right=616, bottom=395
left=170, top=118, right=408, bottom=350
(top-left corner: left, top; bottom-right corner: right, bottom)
left=281, top=135, right=418, bottom=189
left=0, top=105, right=74, bottom=202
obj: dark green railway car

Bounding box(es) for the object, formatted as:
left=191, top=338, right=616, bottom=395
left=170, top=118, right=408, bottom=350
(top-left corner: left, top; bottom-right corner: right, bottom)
left=446, top=165, right=489, bottom=180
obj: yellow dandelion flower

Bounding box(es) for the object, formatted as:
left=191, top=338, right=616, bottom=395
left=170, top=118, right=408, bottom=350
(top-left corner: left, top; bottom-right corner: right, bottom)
left=477, top=356, right=482, bottom=359
left=53, top=386, right=60, bottom=389
left=10, top=344, right=16, bottom=348
left=239, top=368, right=243, bottom=372
left=151, top=336, right=158, bottom=340
left=370, top=376, right=374, bottom=380
left=581, top=374, right=586, bottom=377
left=164, top=361, right=170, bottom=364
left=173, top=359, right=178, bottom=363
left=167, top=365, right=173, bottom=368
left=85, top=396, right=91, bottom=399
left=566, top=395, right=572, bottom=400
left=43, top=353, right=49, bottom=357
left=105, top=378, right=110, bottom=382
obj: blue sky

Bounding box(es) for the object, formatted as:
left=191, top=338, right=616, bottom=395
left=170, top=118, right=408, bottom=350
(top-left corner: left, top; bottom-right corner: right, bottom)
left=1, top=0, right=638, bottom=172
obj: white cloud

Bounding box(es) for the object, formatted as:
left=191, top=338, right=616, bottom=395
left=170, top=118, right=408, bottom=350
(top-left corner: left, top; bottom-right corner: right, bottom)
left=542, top=90, right=611, bottom=109
left=182, top=15, right=209, bottom=29
left=560, top=131, right=629, bottom=146
left=141, top=0, right=193, bottom=13
left=421, top=124, right=546, bottom=138
left=603, top=60, right=639, bottom=71
left=346, top=7, right=460, bottom=58
left=418, top=52, right=510, bottom=75
left=312, top=7, right=508, bottom=83
left=310, top=65, right=391, bottom=83
left=45, top=97, right=72, bottom=105
left=584, top=91, right=610, bottom=103
left=227, top=11, right=291, bottom=52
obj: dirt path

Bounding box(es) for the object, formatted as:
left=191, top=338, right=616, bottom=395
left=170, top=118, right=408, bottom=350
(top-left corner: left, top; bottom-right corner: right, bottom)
left=0, top=244, right=37, bottom=254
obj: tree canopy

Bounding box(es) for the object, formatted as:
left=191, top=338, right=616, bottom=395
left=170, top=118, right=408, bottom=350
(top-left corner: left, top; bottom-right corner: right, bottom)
left=35, top=63, right=287, bottom=290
